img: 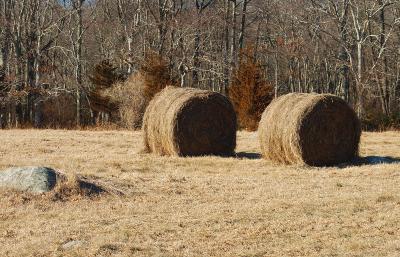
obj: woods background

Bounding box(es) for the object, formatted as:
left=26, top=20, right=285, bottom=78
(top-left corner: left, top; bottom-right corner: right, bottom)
left=0, top=0, right=399, bottom=130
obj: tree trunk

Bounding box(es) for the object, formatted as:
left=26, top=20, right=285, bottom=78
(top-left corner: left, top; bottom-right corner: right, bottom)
left=75, top=0, right=84, bottom=127
left=274, top=50, right=278, bottom=98
left=238, top=0, right=249, bottom=51
left=356, top=42, right=364, bottom=117
left=223, top=0, right=231, bottom=95
left=192, top=29, right=200, bottom=87
left=379, top=1, right=390, bottom=115
left=34, top=99, right=43, bottom=128
left=230, top=0, right=238, bottom=66
left=339, top=23, right=350, bottom=101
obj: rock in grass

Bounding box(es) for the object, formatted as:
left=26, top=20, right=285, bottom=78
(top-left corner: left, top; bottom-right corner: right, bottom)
left=0, top=167, right=59, bottom=193
left=61, top=240, right=86, bottom=250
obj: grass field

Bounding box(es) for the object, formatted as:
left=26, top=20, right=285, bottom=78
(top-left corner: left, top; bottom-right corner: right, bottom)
left=1, top=130, right=400, bottom=257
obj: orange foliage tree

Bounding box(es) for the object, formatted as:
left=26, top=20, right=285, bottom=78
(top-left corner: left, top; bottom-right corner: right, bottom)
left=140, top=51, right=175, bottom=100
left=228, top=48, right=274, bottom=131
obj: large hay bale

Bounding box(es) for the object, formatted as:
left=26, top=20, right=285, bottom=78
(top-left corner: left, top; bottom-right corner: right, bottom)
left=143, top=86, right=237, bottom=156
left=259, top=93, right=361, bottom=166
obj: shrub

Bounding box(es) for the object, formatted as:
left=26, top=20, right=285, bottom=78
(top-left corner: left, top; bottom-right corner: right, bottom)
left=88, top=55, right=175, bottom=129
left=90, top=60, right=125, bottom=90
left=140, top=51, right=174, bottom=100
left=360, top=97, right=400, bottom=131
left=41, top=93, right=77, bottom=128
left=362, top=111, right=400, bottom=131
left=104, top=73, right=148, bottom=129
left=87, top=60, right=125, bottom=121
left=228, top=49, right=274, bottom=131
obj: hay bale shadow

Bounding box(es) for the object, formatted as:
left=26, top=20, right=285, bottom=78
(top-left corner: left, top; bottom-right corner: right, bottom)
left=358, top=156, right=400, bottom=165
left=337, top=156, right=400, bottom=168
left=235, top=152, right=262, bottom=160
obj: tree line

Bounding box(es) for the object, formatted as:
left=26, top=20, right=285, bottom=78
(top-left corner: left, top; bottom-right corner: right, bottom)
left=0, top=0, right=399, bottom=130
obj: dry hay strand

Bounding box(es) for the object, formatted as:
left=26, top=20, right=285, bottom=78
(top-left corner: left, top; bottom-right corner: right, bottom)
left=142, top=86, right=237, bottom=156
left=258, top=93, right=361, bottom=166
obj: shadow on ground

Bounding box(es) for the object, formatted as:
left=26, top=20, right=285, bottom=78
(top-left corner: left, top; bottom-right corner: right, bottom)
left=357, top=156, right=400, bottom=165
left=234, top=153, right=400, bottom=167
left=338, top=156, right=400, bottom=168
left=235, top=152, right=262, bottom=160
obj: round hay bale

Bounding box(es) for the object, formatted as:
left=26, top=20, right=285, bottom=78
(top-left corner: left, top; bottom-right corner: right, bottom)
left=143, top=86, right=237, bottom=156
left=258, top=93, right=361, bottom=166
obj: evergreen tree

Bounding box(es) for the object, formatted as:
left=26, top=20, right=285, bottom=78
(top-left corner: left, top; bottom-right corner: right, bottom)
left=228, top=48, right=274, bottom=131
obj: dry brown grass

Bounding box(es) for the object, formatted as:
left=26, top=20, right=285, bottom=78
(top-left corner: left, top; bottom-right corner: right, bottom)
left=0, top=129, right=400, bottom=257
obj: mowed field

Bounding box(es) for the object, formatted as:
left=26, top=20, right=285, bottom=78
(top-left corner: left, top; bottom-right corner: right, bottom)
left=1, top=130, right=400, bottom=257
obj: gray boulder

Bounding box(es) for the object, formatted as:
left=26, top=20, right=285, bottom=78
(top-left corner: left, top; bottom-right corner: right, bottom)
left=0, top=167, right=60, bottom=193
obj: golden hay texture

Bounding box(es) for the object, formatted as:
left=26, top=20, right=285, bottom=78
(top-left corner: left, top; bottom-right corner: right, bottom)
left=259, top=93, right=361, bottom=166
left=143, top=86, right=237, bottom=156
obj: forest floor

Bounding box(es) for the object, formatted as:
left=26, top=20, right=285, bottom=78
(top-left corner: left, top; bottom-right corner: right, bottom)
left=0, top=130, right=400, bottom=257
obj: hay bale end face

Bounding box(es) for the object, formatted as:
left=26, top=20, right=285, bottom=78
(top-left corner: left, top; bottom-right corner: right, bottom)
left=143, top=86, right=237, bottom=156
left=259, top=93, right=361, bottom=166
